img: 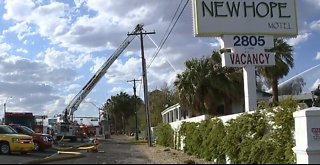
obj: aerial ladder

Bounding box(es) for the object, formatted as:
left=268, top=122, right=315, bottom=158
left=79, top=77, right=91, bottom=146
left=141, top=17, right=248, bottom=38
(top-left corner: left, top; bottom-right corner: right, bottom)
left=53, top=24, right=144, bottom=141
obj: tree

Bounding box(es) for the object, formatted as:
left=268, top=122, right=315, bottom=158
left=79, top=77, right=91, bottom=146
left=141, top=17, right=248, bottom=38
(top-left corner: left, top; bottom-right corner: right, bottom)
left=174, top=57, right=213, bottom=116
left=278, top=77, right=306, bottom=95
left=258, top=38, right=294, bottom=103
left=149, top=84, right=177, bottom=127
left=174, top=51, right=243, bottom=116
left=103, top=92, right=142, bottom=134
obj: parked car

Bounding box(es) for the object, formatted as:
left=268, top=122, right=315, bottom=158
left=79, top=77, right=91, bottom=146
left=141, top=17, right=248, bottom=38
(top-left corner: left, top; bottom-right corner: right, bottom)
left=9, top=124, right=53, bottom=151
left=0, top=125, right=34, bottom=154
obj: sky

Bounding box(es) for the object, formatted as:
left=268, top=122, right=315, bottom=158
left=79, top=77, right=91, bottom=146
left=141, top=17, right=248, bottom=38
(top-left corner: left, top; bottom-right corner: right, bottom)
left=0, top=0, right=319, bottom=125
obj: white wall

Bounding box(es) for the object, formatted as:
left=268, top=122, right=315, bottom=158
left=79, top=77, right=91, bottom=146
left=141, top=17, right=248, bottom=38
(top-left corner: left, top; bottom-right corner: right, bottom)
left=218, top=111, right=254, bottom=124
left=168, top=112, right=256, bottom=151
left=169, top=115, right=209, bottom=131
left=293, top=107, right=320, bottom=164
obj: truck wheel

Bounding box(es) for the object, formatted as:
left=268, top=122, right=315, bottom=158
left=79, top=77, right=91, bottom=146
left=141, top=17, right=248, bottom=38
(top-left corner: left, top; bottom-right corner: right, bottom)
left=0, top=142, right=11, bottom=154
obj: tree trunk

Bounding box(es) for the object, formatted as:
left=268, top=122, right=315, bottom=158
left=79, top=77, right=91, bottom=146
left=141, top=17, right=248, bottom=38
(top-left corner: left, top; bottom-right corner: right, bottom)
left=113, top=115, right=117, bottom=134
left=272, top=78, right=279, bottom=104
left=122, top=114, right=125, bottom=134
left=204, top=95, right=218, bottom=115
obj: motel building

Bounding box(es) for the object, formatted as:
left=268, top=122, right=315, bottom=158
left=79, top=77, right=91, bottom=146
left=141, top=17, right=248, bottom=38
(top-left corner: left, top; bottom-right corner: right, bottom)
left=161, top=91, right=315, bottom=124
left=161, top=90, right=273, bottom=124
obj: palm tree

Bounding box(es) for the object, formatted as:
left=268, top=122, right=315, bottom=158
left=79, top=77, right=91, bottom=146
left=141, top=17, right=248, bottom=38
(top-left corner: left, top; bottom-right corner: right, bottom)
left=257, top=38, right=294, bottom=103
left=104, top=92, right=136, bottom=134
left=174, top=57, right=209, bottom=116
left=208, top=52, right=243, bottom=114
left=174, top=51, right=243, bottom=116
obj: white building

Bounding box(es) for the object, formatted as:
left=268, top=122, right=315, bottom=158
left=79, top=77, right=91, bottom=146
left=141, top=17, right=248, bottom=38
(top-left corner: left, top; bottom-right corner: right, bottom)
left=161, top=90, right=272, bottom=124
left=161, top=103, right=188, bottom=124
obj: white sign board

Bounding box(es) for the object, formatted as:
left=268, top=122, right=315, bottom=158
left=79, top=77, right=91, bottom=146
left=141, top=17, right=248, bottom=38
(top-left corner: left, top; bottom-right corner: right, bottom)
left=221, top=35, right=275, bottom=67
left=192, top=0, right=298, bottom=37
left=222, top=35, right=274, bottom=53
left=221, top=52, right=275, bottom=67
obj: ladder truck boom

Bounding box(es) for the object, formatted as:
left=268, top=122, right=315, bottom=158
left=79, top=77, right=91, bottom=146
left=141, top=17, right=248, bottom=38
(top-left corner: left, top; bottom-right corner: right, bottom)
left=63, top=24, right=143, bottom=123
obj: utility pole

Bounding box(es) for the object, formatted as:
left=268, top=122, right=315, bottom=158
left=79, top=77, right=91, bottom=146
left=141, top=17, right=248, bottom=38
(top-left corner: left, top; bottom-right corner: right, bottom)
left=3, top=96, right=12, bottom=125
left=128, top=25, right=155, bottom=147
left=3, top=102, right=6, bottom=125
left=127, top=79, right=142, bottom=141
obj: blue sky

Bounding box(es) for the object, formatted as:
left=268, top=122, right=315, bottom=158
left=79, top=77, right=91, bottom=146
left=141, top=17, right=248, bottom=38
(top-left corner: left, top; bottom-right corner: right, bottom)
left=0, top=0, right=319, bottom=125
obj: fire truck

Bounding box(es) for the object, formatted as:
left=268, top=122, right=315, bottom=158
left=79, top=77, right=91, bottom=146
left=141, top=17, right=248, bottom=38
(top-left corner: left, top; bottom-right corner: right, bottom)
left=4, top=112, right=35, bottom=128
left=52, top=24, right=144, bottom=141
left=4, top=112, right=47, bottom=133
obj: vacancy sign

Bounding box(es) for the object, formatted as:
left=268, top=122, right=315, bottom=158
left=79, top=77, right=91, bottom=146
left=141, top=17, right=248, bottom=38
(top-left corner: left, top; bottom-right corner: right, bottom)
left=221, top=35, right=275, bottom=67
left=221, top=51, right=275, bottom=67
left=192, top=0, right=298, bottom=37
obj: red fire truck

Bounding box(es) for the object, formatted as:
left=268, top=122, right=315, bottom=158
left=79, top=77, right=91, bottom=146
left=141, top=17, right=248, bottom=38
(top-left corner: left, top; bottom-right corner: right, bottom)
left=4, top=112, right=35, bottom=128
left=4, top=112, right=47, bottom=133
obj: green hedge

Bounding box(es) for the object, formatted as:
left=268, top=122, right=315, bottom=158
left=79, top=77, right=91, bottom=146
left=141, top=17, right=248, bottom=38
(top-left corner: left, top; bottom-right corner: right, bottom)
left=178, top=118, right=226, bottom=163
left=223, top=110, right=270, bottom=164
left=156, top=98, right=298, bottom=164
left=155, top=123, right=174, bottom=148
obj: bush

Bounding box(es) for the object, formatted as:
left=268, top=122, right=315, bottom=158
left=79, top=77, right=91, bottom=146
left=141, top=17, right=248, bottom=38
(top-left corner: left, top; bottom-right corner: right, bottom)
left=156, top=98, right=298, bottom=164
left=179, top=118, right=226, bottom=163
left=179, top=122, right=199, bottom=156
left=264, top=98, right=298, bottom=164
left=155, top=123, right=174, bottom=148
left=223, top=111, right=270, bottom=164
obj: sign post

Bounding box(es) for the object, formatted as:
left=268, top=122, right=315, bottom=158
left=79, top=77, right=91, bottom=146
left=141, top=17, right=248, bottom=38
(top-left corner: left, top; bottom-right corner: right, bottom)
left=243, top=66, right=257, bottom=111
left=221, top=35, right=275, bottom=111
left=192, top=0, right=298, bottom=112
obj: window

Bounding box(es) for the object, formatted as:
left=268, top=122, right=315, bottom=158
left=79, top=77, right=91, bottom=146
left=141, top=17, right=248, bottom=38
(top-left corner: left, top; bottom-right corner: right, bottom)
left=0, top=126, right=17, bottom=134
left=14, top=127, right=24, bottom=134
left=175, top=108, right=178, bottom=120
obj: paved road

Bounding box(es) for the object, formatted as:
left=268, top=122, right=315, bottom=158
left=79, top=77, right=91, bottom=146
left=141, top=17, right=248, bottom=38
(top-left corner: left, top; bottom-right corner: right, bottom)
left=46, top=135, right=151, bottom=164
left=0, top=149, right=56, bottom=164
left=0, top=135, right=150, bottom=164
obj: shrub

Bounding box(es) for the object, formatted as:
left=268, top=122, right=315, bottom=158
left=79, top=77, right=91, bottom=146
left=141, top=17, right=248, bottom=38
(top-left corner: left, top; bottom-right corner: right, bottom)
left=155, top=123, right=174, bottom=148
left=156, top=98, right=298, bottom=164
left=222, top=111, right=270, bottom=164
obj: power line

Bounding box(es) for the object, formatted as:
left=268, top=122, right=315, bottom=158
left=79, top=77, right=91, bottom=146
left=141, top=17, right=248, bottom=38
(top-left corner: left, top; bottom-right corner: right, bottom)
left=147, top=35, right=177, bottom=72
left=147, top=0, right=190, bottom=69
left=267, top=63, right=320, bottom=93
left=135, top=1, right=189, bottom=98
left=158, top=0, right=184, bottom=48
left=147, top=0, right=188, bottom=69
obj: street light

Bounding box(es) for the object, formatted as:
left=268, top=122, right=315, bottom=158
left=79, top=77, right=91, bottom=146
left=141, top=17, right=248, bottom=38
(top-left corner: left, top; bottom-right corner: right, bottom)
left=3, top=96, right=13, bottom=124
left=83, top=101, right=104, bottom=135
left=83, top=101, right=102, bottom=122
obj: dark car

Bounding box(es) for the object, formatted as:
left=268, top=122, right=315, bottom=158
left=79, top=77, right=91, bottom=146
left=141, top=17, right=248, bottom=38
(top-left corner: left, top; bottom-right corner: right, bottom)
left=9, top=124, right=53, bottom=151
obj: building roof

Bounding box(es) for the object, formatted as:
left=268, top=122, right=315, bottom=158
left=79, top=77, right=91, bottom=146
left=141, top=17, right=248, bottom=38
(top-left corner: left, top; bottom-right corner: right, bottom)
left=257, top=90, right=273, bottom=97
left=278, top=93, right=313, bottom=101
left=161, top=103, right=180, bottom=115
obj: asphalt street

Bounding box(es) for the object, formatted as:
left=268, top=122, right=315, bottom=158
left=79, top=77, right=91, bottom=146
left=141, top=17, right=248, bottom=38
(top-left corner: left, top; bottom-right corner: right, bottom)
left=0, top=135, right=151, bottom=164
